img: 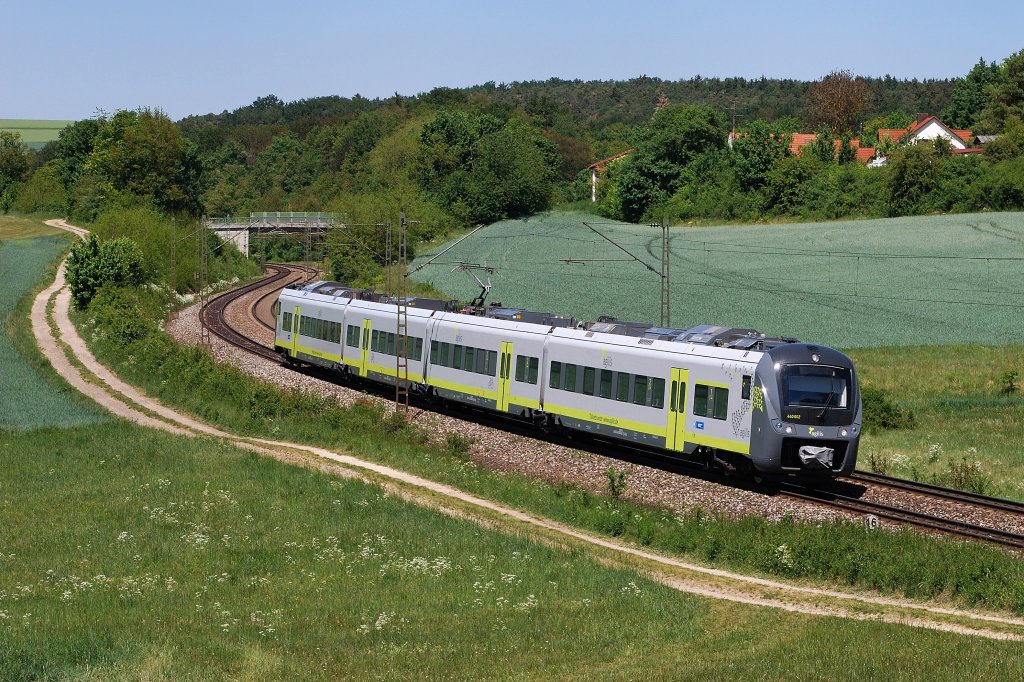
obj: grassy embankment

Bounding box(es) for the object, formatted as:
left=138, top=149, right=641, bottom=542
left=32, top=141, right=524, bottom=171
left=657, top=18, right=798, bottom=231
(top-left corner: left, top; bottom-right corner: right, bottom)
left=412, top=210, right=1024, bottom=492
left=5, top=221, right=1022, bottom=678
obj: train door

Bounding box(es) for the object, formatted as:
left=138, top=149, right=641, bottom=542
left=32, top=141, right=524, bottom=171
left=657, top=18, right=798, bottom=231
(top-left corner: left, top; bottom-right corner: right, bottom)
left=497, top=341, right=513, bottom=411
left=291, top=306, right=300, bottom=357
left=360, top=318, right=371, bottom=377
left=666, top=368, right=689, bottom=452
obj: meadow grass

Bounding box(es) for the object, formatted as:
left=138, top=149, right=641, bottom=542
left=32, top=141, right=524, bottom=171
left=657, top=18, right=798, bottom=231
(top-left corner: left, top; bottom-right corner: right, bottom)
left=0, top=231, right=106, bottom=430
left=68, top=286, right=1024, bottom=616
left=0, top=214, right=64, bottom=240
left=2, top=423, right=1023, bottom=680
left=410, top=210, right=1024, bottom=348
left=852, top=344, right=1024, bottom=495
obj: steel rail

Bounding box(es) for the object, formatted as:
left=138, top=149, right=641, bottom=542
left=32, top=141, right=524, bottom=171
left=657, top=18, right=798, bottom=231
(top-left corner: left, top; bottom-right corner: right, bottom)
left=779, top=483, right=1024, bottom=550
left=199, top=265, right=293, bottom=362
left=848, top=471, right=1024, bottom=515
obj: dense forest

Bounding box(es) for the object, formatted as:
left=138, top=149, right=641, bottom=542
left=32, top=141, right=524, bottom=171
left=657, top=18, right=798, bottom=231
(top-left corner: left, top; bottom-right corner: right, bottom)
left=3, top=51, right=1024, bottom=292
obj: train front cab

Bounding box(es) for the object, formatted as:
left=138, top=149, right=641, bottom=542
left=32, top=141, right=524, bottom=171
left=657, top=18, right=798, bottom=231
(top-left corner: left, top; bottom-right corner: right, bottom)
left=749, top=344, right=861, bottom=477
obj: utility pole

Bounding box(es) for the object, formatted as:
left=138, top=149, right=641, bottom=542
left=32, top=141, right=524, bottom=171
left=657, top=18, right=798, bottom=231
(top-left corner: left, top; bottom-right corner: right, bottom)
left=394, top=213, right=409, bottom=411
left=197, top=217, right=210, bottom=348
left=170, top=217, right=176, bottom=295
left=659, top=218, right=670, bottom=327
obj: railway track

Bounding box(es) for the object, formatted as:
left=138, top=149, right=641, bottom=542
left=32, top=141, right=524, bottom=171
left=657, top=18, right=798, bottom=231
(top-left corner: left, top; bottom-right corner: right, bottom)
left=199, top=263, right=315, bottom=362
left=848, top=470, right=1024, bottom=515
left=198, top=268, right=1024, bottom=550
left=778, top=481, right=1024, bottom=550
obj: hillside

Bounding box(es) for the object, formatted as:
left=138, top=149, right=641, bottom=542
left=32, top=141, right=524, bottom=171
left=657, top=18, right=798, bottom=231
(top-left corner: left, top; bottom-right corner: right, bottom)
left=410, top=211, right=1024, bottom=348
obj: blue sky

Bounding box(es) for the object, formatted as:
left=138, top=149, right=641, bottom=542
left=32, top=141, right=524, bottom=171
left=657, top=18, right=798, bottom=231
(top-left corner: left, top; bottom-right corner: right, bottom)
left=5, top=0, right=1023, bottom=121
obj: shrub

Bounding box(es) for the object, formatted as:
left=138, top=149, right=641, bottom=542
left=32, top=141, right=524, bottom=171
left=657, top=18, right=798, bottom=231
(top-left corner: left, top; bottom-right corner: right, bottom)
left=999, top=369, right=1020, bottom=395
left=66, top=234, right=146, bottom=308
left=860, top=385, right=916, bottom=431
left=605, top=467, right=628, bottom=499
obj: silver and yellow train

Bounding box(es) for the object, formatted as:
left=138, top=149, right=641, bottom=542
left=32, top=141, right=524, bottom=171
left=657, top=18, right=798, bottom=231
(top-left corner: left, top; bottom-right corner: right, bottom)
left=274, top=281, right=861, bottom=478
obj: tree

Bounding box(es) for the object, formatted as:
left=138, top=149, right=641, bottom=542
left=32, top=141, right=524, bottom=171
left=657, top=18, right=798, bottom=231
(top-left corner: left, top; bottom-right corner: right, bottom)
left=731, top=120, right=791, bottom=191
left=980, top=49, right=1024, bottom=133
left=945, top=58, right=1001, bottom=129
left=616, top=104, right=727, bottom=221
left=65, top=234, right=145, bottom=308
left=0, top=131, right=30, bottom=210
left=88, top=109, right=203, bottom=215
left=805, top=125, right=836, bottom=163
left=806, top=69, right=870, bottom=133
left=885, top=144, right=943, bottom=216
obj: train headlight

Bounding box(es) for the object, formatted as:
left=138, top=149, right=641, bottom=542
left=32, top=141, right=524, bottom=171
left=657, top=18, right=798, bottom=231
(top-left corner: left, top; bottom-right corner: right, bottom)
left=839, top=428, right=849, bottom=437
left=784, top=425, right=793, bottom=434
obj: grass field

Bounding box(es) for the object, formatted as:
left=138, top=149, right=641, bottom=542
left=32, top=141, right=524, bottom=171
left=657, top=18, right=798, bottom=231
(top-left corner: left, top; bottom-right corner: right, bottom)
left=0, top=119, right=72, bottom=150
left=3, top=424, right=1023, bottom=680
left=0, top=214, right=64, bottom=240
left=0, top=226, right=105, bottom=430
left=851, top=344, right=1024, bottom=494
left=410, top=210, right=1024, bottom=348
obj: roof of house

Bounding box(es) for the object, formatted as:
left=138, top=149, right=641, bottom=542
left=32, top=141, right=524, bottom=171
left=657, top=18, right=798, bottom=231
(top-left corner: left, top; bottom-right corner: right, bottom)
left=878, top=115, right=972, bottom=144
left=729, top=130, right=877, bottom=163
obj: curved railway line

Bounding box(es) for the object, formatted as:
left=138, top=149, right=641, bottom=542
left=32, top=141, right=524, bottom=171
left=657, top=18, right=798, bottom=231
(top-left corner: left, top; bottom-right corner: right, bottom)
left=199, top=263, right=317, bottom=362
left=201, top=266, right=1024, bottom=551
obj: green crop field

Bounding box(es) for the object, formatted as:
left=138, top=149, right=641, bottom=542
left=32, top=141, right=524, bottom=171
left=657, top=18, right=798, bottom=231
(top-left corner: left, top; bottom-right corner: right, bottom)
left=410, top=211, right=1024, bottom=349
left=0, top=229, right=105, bottom=430
left=0, top=119, right=72, bottom=150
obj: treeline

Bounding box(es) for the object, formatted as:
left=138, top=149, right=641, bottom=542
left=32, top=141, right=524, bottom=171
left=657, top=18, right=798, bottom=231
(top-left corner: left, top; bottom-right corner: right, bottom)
left=2, top=51, right=1024, bottom=291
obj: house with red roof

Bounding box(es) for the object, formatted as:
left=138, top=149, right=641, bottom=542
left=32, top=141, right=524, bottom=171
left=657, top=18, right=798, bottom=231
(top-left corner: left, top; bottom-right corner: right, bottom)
left=877, top=114, right=975, bottom=150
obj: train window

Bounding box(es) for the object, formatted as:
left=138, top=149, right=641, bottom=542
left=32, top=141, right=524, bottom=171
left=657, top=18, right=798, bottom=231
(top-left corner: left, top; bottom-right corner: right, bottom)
left=694, top=385, right=708, bottom=416
left=583, top=367, right=596, bottom=395
left=713, top=387, right=729, bottom=420
left=615, top=373, right=630, bottom=402
left=371, top=330, right=380, bottom=352
left=565, top=364, right=578, bottom=392
left=550, top=361, right=562, bottom=388
left=515, top=355, right=527, bottom=382
left=694, top=384, right=728, bottom=420
left=599, top=370, right=613, bottom=399
left=633, top=375, right=648, bottom=405
left=742, top=375, right=751, bottom=400
left=440, top=342, right=451, bottom=367
left=527, top=357, right=539, bottom=384
left=487, top=350, right=498, bottom=376
left=430, top=340, right=439, bottom=364
left=670, top=380, right=677, bottom=411
left=677, top=382, right=686, bottom=413
left=460, top=346, right=472, bottom=371
left=413, top=338, right=424, bottom=361
left=346, top=325, right=358, bottom=347
left=452, top=345, right=463, bottom=370
left=283, top=312, right=293, bottom=332
left=651, top=378, right=666, bottom=409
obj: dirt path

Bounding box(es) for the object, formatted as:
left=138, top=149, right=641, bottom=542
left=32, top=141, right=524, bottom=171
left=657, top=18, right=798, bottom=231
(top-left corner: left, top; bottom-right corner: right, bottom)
left=31, top=219, right=1024, bottom=642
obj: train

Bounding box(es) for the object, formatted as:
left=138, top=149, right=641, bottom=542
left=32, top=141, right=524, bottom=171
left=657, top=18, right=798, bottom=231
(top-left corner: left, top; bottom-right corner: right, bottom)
left=273, top=281, right=861, bottom=479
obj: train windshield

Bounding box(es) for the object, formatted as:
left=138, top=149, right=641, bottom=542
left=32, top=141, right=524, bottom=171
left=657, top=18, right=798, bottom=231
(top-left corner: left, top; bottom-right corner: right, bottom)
left=781, top=365, right=850, bottom=408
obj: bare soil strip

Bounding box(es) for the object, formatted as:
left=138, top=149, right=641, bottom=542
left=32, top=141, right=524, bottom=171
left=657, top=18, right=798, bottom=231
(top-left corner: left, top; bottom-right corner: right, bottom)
left=31, top=219, right=1024, bottom=642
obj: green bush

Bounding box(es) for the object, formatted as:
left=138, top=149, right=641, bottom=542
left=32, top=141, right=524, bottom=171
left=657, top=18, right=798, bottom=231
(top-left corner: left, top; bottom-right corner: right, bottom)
left=66, top=234, right=146, bottom=308
left=860, top=385, right=916, bottom=431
